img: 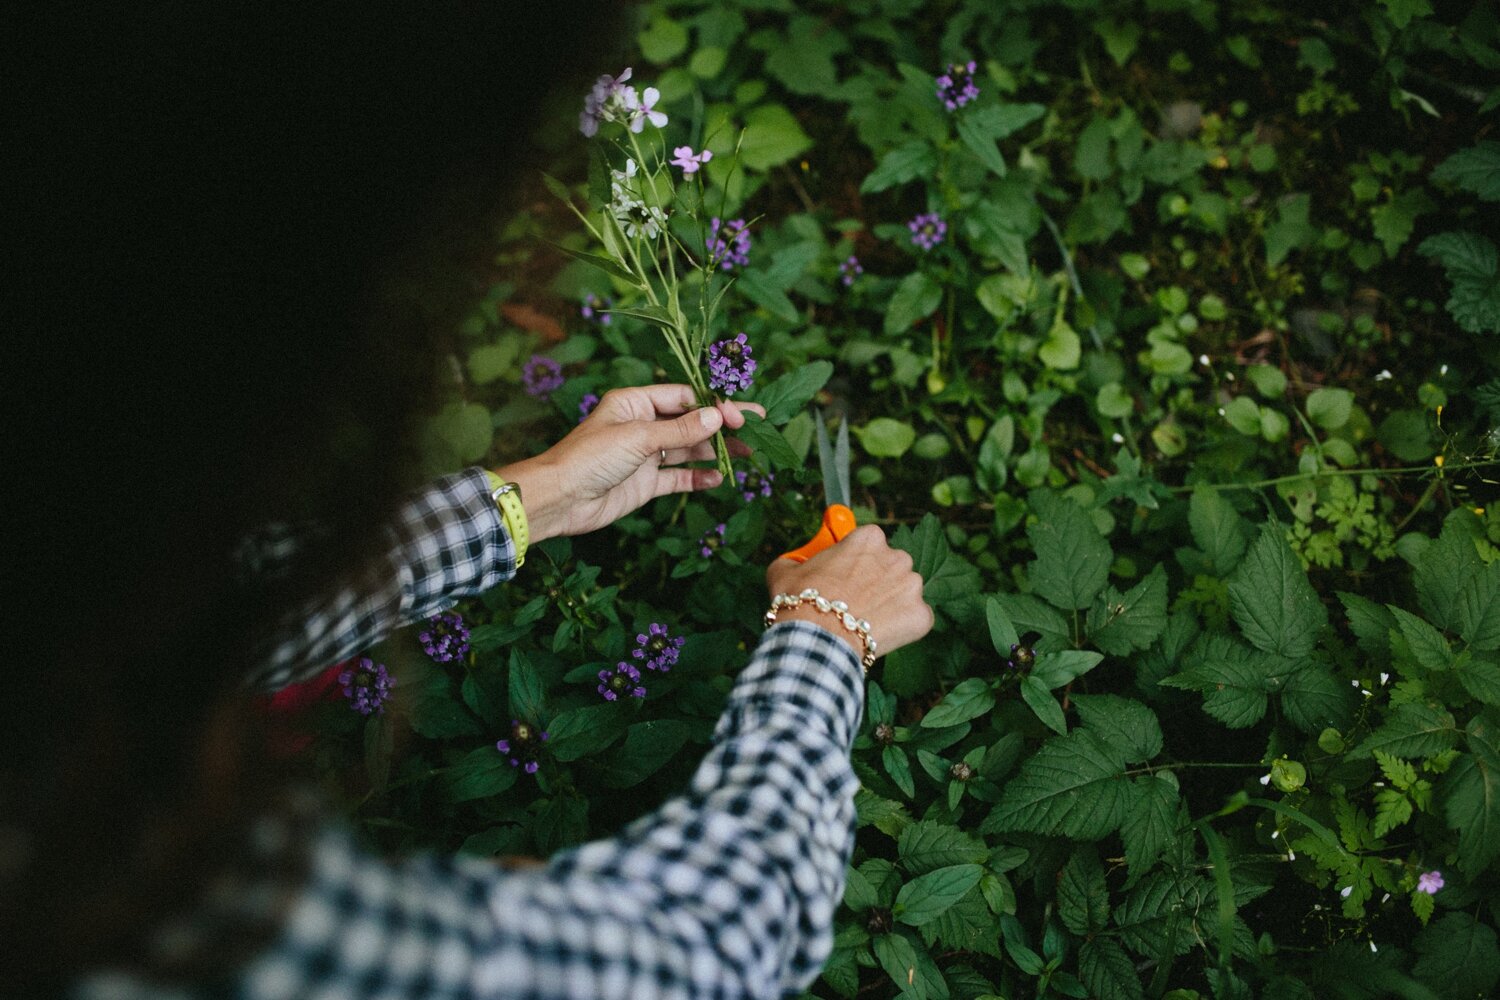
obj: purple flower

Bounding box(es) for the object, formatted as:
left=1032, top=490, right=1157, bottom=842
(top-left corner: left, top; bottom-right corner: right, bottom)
left=522, top=355, right=564, bottom=397
left=578, top=392, right=600, bottom=422
left=580, top=293, right=612, bottom=326
left=908, top=212, right=947, bottom=251
left=495, top=719, right=549, bottom=774
left=1006, top=644, right=1035, bottom=670
left=671, top=145, right=713, bottom=175
left=699, top=522, right=727, bottom=558
left=623, top=86, right=668, bottom=133
left=418, top=612, right=470, bottom=664
left=838, top=255, right=864, bottom=287
left=707, top=333, right=757, bottom=396
left=706, top=217, right=752, bottom=270
left=597, top=661, right=647, bottom=701
left=338, top=657, right=393, bottom=716
left=935, top=61, right=980, bottom=111
left=633, top=622, right=685, bottom=672
left=580, top=68, right=634, bottom=137
left=735, top=468, right=774, bottom=502
left=1417, top=870, right=1445, bottom=894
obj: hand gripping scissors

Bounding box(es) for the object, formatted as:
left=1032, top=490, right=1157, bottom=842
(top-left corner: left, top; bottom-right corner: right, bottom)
left=780, top=410, right=857, bottom=562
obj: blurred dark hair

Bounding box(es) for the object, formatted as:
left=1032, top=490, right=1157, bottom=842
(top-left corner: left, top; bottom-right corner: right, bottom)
left=5, top=2, right=623, bottom=989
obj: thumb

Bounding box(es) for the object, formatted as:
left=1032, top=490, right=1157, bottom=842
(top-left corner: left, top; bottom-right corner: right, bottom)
left=647, top=405, right=722, bottom=454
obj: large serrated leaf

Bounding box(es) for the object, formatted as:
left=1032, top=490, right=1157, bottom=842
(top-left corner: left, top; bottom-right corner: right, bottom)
left=1027, top=490, right=1112, bottom=611
left=921, top=678, right=996, bottom=728
left=1121, top=773, right=1180, bottom=879
left=1413, top=913, right=1500, bottom=998
left=1020, top=674, right=1068, bottom=735
left=734, top=412, right=800, bottom=469
left=1458, top=560, right=1500, bottom=651
left=1057, top=846, right=1110, bottom=935
left=596, top=719, right=690, bottom=789
left=750, top=361, right=834, bottom=425
left=891, top=514, right=982, bottom=607
left=990, top=592, right=1071, bottom=641
left=1087, top=565, right=1169, bottom=655
left=896, top=864, right=985, bottom=926
left=1079, top=937, right=1145, bottom=1000
left=1190, top=486, right=1250, bottom=575
left=1431, top=141, right=1500, bottom=202
left=898, top=821, right=989, bottom=875
left=1443, top=712, right=1500, bottom=877
left=1352, top=702, right=1460, bottom=758
left=983, top=730, right=1129, bottom=840
left=861, top=140, right=938, bottom=194
left=884, top=271, right=944, bottom=335
left=1228, top=522, right=1328, bottom=658
left=1163, top=634, right=1272, bottom=729
left=1390, top=606, right=1454, bottom=671
left=1418, top=231, right=1500, bottom=335
left=1113, top=869, right=1202, bottom=958
left=1339, top=591, right=1397, bottom=655
left=1074, top=694, right=1163, bottom=761
left=1277, top=659, right=1353, bottom=732
left=1415, top=511, right=1487, bottom=629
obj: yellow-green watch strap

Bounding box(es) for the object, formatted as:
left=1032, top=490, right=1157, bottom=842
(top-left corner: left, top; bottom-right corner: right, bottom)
left=484, top=471, right=529, bottom=568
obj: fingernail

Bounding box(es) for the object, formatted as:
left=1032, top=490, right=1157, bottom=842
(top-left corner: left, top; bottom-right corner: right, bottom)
left=700, top=407, right=720, bottom=429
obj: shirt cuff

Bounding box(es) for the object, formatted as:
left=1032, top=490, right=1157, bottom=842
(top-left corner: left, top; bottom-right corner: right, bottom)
left=717, top=620, right=865, bottom=753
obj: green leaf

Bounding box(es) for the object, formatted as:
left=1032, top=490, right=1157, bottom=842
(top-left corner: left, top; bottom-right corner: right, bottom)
left=1265, top=193, right=1317, bottom=266
left=1339, top=591, right=1397, bottom=655
left=1413, top=914, right=1500, bottom=999
left=1228, top=522, right=1328, bottom=659
left=1021, top=674, right=1068, bottom=735
left=861, top=140, right=938, bottom=194
left=735, top=269, right=800, bottom=323
left=984, top=730, right=1130, bottom=840
left=991, top=593, right=1071, bottom=642
left=734, top=411, right=800, bottom=469
left=1074, top=115, right=1112, bottom=181
left=404, top=659, right=483, bottom=739
left=898, top=821, right=989, bottom=874
left=1038, top=322, right=1082, bottom=370
left=1443, top=712, right=1500, bottom=877
left=856, top=417, right=918, bottom=458
left=1418, top=231, right=1500, bottom=335
left=1088, top=566, right=1169, bottom=655
left=1031, top=650, right=1105, bottom=690
left=426, top=401, right=494, bottom=464
left=1458, top=561, right=1500, bottom=651
left=872, top=933, right=924, bottom=1000
left=1390, top=606, right=1454, bottom=670
left=922, top=678, right=996, bottom=728
left=856, top=789, right=913, bottom=836
left=986, top=597, right=1020, bottom=656
left=442, top=745, right=517, bottom=803
left=546, top=704, right=628, bottom=761
left=1431, top=141, right=1500, bottom=202
left=1370, top=188, right=1432, bottom=258
left=885, top=744, right=917, bottom=798
left=891, top=514, right=981, bottom=607
left=1113, top=869, right=1200, bottom=959
left=543, top=238, right=638, bottom=283
left=507, top=650, right=546, bottom=724
left=1459, top=657, right=1500, bottom=706
left=637, top=13, right=688, bottom=62
left=1372, top=788, right=1413, bottom=838
left=1074, top=694, right=1162, bottom=761
left=1279, top=660, right=1354, bottom=733
left=1162, top=634, right=1272, bottom=729
left=1080, top=938, right=1145, bottom=1000
left=1027, top=490, right=1112, bottom=610
left=1057, top=847, right=1110, bottom=935
left=1305, top=387, right=1354, bottom=430
left=1352, top=701, right=1460, bottom=758
left=762, top=14, right=847, bottom=94
left=596, top=719, right=690, bottom=789
left=896, top=865, right=985, bottom=926
left=958, top=104, right=1044, bottom=178
left=739, top=103, right=814, bottom=172
left=1415, top=511, right=1487, bottom=630
left=1120, top=773, right=1179, bottom=878
left=884, top=271, right=943, bottom=335
left=752, top=361, right=834, bottom=425
left=1190, top=486, right=1249, bottom=576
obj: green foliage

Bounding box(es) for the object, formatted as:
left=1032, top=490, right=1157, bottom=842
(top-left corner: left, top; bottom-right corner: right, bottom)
left=310, top=1, right=1500, bottom=996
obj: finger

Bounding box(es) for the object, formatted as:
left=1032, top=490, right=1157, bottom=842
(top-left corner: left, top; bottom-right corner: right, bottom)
left=726, top=438, right=752, bottom=458
left=644, top=405, right=722, bottom=455
left=661, top=440, right=720, bottom=465
left=653, top=466, right=723, bottom=498
left=594, top=384, right=698, bottom=422
left=718, top=400, right=765, bottom=430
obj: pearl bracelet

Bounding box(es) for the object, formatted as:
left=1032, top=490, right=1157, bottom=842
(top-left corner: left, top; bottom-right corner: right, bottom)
left=763, top=588, right=878, bottom=673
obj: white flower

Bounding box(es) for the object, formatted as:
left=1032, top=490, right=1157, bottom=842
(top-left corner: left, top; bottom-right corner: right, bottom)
left=623, top=86, right=668, bottom=132
left=614, top=199, right=667, bottom=240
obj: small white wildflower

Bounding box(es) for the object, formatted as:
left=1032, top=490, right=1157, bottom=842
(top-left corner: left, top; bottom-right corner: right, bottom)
left=1375, top=369, right=1393, bottom=381
left=1199, top=354, right=1211, bottom=366
left=1340, top=885, right=1353, bottom=898
left=1370, top=940, right=1378, bottom=953
left=1218, top=407, right=1226, bottom=416
left=1259, top=773, right=1272, bottom=786
left=1379, top=672, right=1390, bottom=685
left=1288, top=849, right=1296, bottom=861
left=1381, top=893, right=1391, bottom=903
left=1111, top=432, right=1124, bottom=443
left=1440, top=363, right=1449, bottom=376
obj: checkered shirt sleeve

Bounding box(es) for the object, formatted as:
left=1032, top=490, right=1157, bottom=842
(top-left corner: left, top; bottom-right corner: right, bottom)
left=236, top=620, right=865, bottom=1000
left=246, top=469, right=515, bottom=692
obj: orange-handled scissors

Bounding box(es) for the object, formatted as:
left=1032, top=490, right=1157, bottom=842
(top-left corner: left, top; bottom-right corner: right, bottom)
left=780, top=410, right=856, bottom=563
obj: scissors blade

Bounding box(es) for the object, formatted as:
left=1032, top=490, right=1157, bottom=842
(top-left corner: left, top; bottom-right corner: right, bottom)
left=815, top=409, right=838, bottom=505
left=834, top=414, right=851, bottom=508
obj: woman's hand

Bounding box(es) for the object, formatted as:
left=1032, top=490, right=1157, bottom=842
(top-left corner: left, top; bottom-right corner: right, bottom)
left=494, top=384, right=762, bottom=542
left=765, top=524, right=934, bottom=663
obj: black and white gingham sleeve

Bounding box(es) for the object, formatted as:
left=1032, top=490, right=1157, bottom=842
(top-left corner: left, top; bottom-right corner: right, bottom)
left=236, top=621, right=866, bottom=1000
left=247, top=469, right=516, bottom=692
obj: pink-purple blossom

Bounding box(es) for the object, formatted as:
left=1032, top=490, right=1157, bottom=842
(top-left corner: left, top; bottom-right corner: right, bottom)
left=707, top=333, right=757, bottom=396
left=418, top=612, right=470, bottom=664
left=1417, top=870, right=1445, bottom=894
left=936, top=61, right=980, bottom=111
left=578, top=392, right=600, bottom=422
left=671, top=145, right=713, bottom=175
left=623, top=86, right=668, bottom=133
left=496, top=719, right=549, bottom=774
left=633, top=622, right=685, bottom=672
left=908, top=211, right=947, bottom=251
left=580, top=68, right=633, bottom=137
left=735, top=468, right=774, bottom=502
left=597, top=661, right=647, bottom=701
left=706, top=217, right=751, bottom=270
left=699, top=522, right=727, bottom=558
left=338, top=657, right=393, bottom=716
left=838, top=255, right=864, bottom=286
left=522, top=355, right=564, bottom=397
left=580, top=293, right=612, bottom=325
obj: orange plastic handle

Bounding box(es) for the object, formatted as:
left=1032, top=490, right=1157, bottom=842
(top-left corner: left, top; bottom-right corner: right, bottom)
left=780, top=504, right=858, bottom=563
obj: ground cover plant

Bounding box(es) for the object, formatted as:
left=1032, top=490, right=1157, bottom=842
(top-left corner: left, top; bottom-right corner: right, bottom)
left=295, top=1, right=1500, bottom=996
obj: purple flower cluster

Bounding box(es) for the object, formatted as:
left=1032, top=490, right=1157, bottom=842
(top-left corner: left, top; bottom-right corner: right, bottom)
left=706, top=217, right=751, bottom=270
left=908, top=212, right=947, bottom=251
left=522, top=355, right=564, bottom=397
left=579, top=68, right=668, bottom=136
left=936, top=61, right=980, bottom=111
left=735, top=468, right=774, bottom=502
left=707, top=333, right=757, bottom=396
left=597, top=661, right=647, bottom=702
left=699, top=522, right=727, bottom=558
left=838, top=255, right=864, bottom=287
left=578, top=392, right=600, bottom=422
left=418, top=612, right=470, bottom=664
left=633, top=622, right=685, bottom=672
left=580, top=293, right=612, bottom=326
left=496, top=719, right=549, bottom=774
left=339, top=657, right=393, bottom=716
left=1417, top=870, right=1444, bottom=894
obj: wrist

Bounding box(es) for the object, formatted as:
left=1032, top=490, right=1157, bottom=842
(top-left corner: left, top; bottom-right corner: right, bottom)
left=491, top=457, right=568, bottom=544
left=773, top=606, right=865, bottom=660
